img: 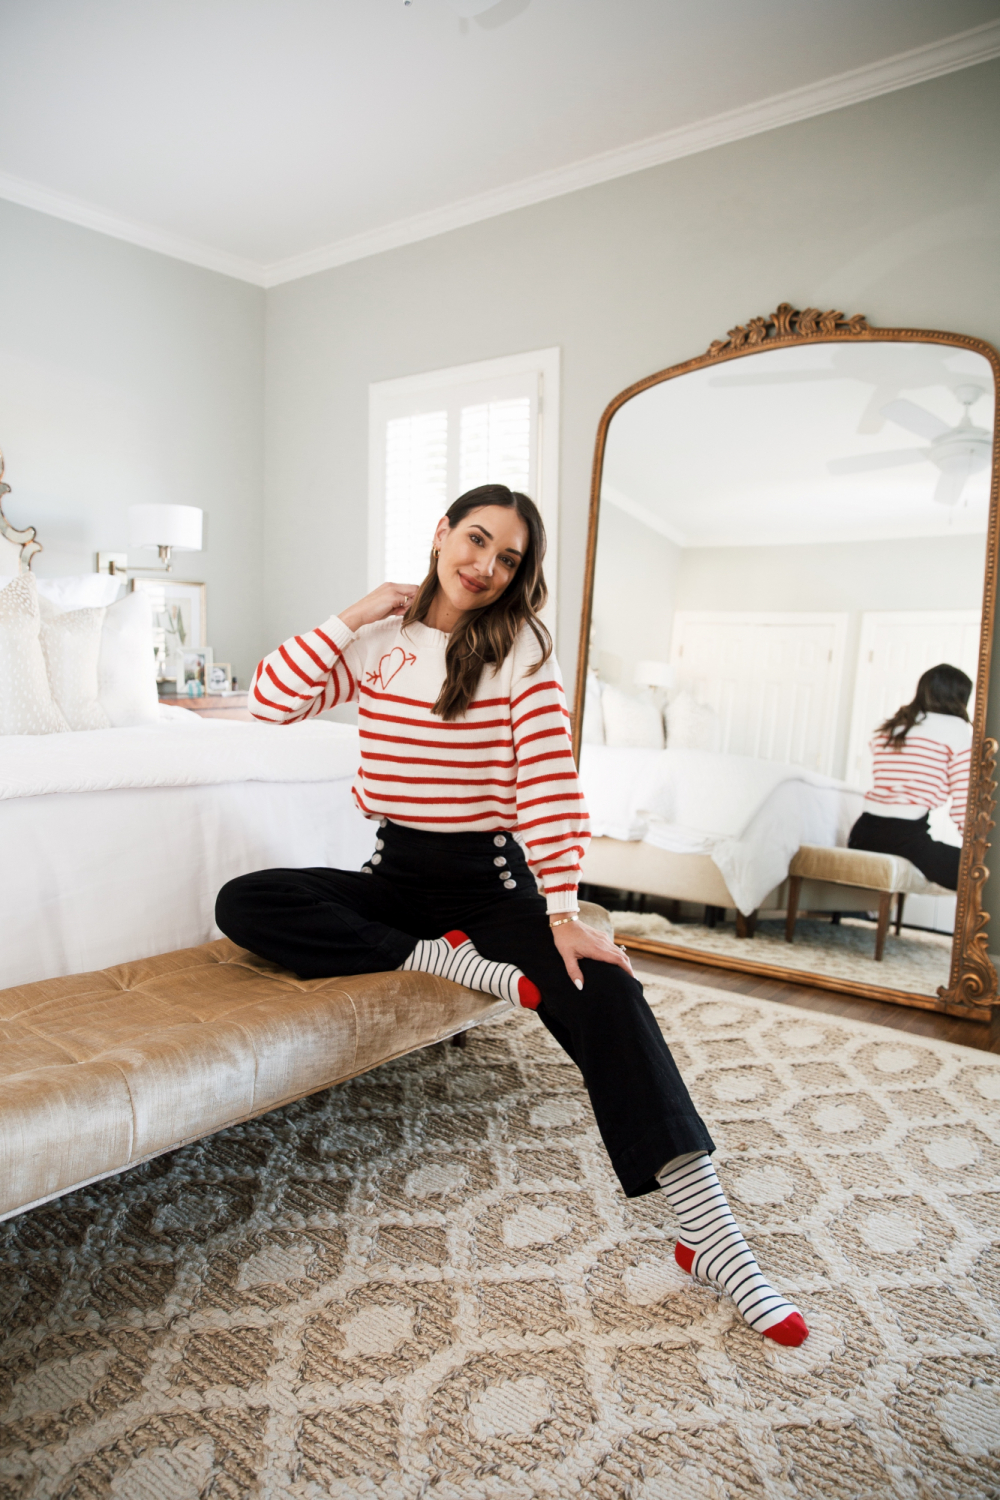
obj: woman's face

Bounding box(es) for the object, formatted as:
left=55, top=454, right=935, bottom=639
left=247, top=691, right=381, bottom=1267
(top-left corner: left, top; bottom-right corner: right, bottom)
left=432, top=505, right=529, bottom=616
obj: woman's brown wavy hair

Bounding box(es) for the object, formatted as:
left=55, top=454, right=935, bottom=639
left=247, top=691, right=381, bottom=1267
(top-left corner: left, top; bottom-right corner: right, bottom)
left=879, top=662, right=973, bottom=749
left=402, top=484, right=551, bottom=720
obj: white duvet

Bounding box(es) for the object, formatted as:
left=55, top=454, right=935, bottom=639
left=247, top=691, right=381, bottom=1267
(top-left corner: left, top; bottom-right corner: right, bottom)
left=580, top=744, right=864, bottom=915
left=1, top=712, right=374, bottom=988
left=0, top=709, right=362, bottom=799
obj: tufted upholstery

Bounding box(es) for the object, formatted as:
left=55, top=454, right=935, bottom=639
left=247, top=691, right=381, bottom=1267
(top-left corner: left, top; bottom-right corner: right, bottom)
left=788, top=843, right=953, bottom=897
left=0, top=903, right=612, bottom=1222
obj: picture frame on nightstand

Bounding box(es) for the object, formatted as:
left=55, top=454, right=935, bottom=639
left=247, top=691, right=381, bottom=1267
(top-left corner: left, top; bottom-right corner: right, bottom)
left=175, top=646, right=214, bottom=695
left=131, top=577, right=206, bottom=682
left=208, top=661, right=233, bottom=693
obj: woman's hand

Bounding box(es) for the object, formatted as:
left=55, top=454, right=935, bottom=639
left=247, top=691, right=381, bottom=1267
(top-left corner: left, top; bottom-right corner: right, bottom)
left=551, top=919, right=634, bottom=990
left=338, top=582, right=421, bottom=633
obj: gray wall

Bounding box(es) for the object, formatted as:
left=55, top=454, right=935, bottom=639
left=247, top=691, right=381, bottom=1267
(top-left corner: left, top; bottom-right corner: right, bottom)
left=0, top=200, right=266, bottom=687
left=591, top=506, right=680, bottom=689
left=264, top=56, right=1000, bottom=939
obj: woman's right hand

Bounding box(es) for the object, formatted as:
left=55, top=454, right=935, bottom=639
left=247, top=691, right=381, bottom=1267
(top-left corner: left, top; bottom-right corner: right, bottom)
left=338, top=582, right=421, bottom=634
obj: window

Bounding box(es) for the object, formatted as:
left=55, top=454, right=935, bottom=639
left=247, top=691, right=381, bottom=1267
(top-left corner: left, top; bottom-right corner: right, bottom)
left=369, top=348, right=560, bottom=626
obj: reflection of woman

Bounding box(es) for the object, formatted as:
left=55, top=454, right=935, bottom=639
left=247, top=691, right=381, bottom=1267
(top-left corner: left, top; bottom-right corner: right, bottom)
left=216, top=485, right=808, bottom=1347
left=848, top=664, right=973, bottom=889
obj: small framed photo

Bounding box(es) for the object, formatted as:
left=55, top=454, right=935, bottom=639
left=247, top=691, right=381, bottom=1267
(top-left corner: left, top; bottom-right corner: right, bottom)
left=131, top=577, right=206, bottom=682
left=208, top=661, right=233, bottom=693
left=175, top=646, right=214, bottom=695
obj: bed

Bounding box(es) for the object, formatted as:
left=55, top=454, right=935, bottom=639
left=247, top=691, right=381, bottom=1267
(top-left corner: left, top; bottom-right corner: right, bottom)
left=0, top=488, right=373, bottom=988
left=579, top=743, right=865, bottom=921
left=1, top=712, right=373, bottom=988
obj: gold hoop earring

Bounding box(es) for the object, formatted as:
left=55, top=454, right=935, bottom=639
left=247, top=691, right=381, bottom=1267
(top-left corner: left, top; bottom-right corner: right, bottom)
left=432, top=547, right=440, bottom=559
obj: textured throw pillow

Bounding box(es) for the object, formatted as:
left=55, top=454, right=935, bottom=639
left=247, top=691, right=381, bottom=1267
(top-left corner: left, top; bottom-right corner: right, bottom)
left=0, top=574, right=70, bottom=735
left=98, top=589, right=160, bottom=726
left=666, top=690, right=721, bottom=751
left=35, top=574, right=125, bottom=610
left=38, top=597, right=112, bottom=731
left=601, top=684, right=665, bottom=749
left=581, top=670, right=605, bottom=745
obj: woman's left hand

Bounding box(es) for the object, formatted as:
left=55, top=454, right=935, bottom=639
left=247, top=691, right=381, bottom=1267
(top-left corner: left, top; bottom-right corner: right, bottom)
left=551, top=919, right=634, bottom=990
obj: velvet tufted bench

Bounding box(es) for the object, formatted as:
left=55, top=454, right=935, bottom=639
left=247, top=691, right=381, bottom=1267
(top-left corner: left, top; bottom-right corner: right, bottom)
left=785, top=845, right=953, bottom=960
left=0, top=904, right=612, bottom=1222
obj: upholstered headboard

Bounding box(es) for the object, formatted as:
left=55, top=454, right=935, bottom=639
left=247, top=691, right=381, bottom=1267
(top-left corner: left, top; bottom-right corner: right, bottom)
left=0, top=451, right=41, bottom=575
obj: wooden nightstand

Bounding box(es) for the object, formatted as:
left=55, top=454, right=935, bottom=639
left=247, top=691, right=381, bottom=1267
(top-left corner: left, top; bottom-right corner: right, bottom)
left=159, top=692, right=256, bottom=722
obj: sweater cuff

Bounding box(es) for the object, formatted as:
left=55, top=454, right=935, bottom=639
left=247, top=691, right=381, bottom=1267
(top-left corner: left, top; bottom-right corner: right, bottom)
left=545, top=889, right=580, bottom=915
left=318, top=615, right=357, bottom=652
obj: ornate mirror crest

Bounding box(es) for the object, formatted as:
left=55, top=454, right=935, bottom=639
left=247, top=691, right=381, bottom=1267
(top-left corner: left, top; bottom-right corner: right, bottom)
left=0, top=451, right=42, bottom=572
left=575, top=307, right=1000, bottom=1028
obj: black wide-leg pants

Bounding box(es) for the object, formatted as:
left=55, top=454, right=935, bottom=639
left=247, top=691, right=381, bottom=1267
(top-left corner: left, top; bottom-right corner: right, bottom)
left=215, top=821, right=714, bottom=1198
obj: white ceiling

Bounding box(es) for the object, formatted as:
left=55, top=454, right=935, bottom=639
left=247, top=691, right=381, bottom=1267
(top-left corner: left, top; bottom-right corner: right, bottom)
left=601, top=341, right=995, bottom=548
left=0, top=0, right=998, bottom=285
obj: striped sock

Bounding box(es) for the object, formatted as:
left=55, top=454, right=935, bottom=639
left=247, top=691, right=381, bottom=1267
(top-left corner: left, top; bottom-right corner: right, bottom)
left=656, top=1152, right=808, bottom=1347
left=399, top=930, right=540, bottom=1010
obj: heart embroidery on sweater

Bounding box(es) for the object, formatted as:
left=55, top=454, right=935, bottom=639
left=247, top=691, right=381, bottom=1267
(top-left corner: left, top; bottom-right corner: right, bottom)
left=367, top=647, right=417, bottom=690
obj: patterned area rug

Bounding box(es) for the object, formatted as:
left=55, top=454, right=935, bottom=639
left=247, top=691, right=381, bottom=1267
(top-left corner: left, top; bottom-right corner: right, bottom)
left=2, top=979, right=999, bottom=1499
left=610, top=911, right=953, bottom=996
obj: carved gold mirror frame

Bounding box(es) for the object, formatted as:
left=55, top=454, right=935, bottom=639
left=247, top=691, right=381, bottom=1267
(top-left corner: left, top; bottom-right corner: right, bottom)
left=574, top=305, right=1000, bottom=1026
left=0, top=451, right=42, bottom=573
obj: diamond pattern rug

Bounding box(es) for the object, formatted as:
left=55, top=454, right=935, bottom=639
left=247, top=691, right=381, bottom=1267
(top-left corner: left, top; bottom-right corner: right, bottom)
left=609, top=910, right=953, bottom=997
left=1, top=978, right=999, bottom=1499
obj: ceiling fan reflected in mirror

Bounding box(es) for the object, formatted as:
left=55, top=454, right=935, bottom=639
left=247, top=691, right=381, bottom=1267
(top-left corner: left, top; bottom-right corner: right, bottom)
left=827, top=384, right=993, bottom=506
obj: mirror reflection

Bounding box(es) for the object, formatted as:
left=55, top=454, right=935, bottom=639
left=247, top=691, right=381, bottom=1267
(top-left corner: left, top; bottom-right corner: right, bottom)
left=579, top=338, right=994, bottom=997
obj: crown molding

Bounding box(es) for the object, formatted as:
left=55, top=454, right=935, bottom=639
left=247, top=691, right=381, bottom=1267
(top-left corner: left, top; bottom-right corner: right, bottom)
left=263, top=19, right=1000, bottom=286
left=0, top=172, right=267, bottom=284
left=1, top=19, right=998, bottom=289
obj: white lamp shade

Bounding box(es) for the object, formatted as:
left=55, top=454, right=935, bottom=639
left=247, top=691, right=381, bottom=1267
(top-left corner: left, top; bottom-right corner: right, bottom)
left=128, top=504, right=203, bottom=552
left=633, top=659, right=674, bottom=689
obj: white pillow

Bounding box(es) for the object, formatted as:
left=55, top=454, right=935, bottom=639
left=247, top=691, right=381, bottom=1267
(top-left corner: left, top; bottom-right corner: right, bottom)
left=98, top=589, right=160, bottom=725
left=581, top=670, right=605, bottom=745
left=666, top=690, right=721, bottom=751
left=38, top=598, right=111, bottom=730
left=601, top=684, right=665, bottom=749
left=0, top=574, right=70, bottom=735
left=35, top=574, right=125, bottom=610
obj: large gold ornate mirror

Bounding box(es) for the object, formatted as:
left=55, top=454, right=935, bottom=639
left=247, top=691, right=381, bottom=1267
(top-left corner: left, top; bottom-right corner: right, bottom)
left=574, top=306, right=999, bottom=1025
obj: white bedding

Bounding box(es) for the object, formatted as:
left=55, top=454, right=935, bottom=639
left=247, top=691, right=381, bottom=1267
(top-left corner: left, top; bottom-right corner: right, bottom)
left=580, top=744, right=864, bottom=916
left=1, top=714, right=374, bottom=988
left=0, top=710, right=362, bottom=799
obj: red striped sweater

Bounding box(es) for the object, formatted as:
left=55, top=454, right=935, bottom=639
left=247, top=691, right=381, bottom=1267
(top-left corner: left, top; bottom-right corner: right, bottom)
left=250, top=615, right=589, bottom=911
left=866, top=711, right=972, bottom=831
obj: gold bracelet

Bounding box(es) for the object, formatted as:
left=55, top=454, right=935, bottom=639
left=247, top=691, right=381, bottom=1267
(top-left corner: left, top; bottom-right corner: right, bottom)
left=549, top=913, right=580, bottom=928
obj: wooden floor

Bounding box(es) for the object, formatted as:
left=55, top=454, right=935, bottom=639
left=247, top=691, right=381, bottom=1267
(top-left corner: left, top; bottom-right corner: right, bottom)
left=629, top=947, right=1000, bottom=1053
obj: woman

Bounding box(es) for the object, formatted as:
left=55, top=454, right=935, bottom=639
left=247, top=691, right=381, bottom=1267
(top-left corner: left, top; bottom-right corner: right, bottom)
left=848, top=663, right=973, bottom=890
left=216, top=484, right=807, bottom=1347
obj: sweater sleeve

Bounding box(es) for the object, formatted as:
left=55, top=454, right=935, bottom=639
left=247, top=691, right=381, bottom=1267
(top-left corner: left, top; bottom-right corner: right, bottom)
left=510, top=647, right=590, bottom=913
left=948, top=741, right=971, bottom=832
left=250, top=614, right=361, bottom=723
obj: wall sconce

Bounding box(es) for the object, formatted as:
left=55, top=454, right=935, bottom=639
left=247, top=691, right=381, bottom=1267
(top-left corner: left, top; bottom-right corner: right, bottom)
left=633, top=659, right=674, bottom=703
left=101, top=504, right=203, bottom=576
left=634, top=659, right=674, bottom=690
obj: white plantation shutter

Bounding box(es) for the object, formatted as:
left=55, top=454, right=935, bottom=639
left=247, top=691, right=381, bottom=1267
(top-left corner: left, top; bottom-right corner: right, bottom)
left=369, top=350, right=560, bottom=622
left=459, top=397, right=532, bottom=494
left=384, top=410, right=448, bottom=582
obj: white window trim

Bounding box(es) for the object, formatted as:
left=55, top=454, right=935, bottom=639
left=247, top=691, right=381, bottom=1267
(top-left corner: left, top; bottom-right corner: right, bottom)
left=368, top=347, right=561, bottom=632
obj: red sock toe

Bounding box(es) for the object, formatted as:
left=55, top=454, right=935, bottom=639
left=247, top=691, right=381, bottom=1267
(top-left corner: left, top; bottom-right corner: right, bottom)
left=517, top=976, right=541, bottom=1009
left=443, top=930, right=468, bottom=949
left=762, top=1311, right=809, bottom=1347
left=674, top=1242, right=695, bottom=1274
